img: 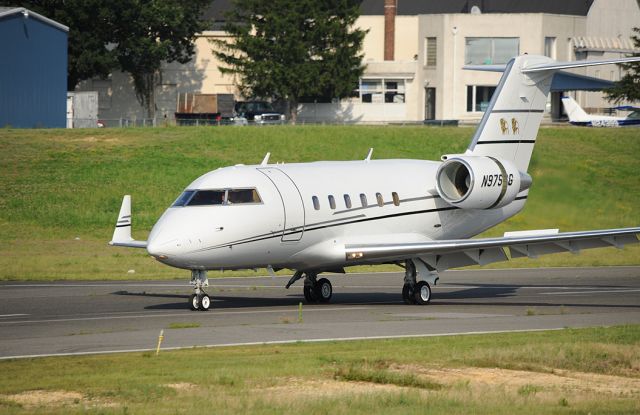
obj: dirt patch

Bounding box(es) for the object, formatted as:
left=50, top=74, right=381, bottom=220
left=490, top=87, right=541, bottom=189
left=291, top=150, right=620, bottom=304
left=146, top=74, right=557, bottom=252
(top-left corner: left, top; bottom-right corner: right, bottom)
left=4, top=390, right=83, bottom=408
left=3, top=390, right=118, bottom=409
left=165, top=382, right=198, bottom=392
left=263, top=377, right=404, bottom=399
left=392, top=365, right=640, bottom=396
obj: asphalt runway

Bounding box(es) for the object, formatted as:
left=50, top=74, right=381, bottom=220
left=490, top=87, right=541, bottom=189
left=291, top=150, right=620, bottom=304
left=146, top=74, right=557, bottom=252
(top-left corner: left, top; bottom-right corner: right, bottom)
left=1, top=267, right=639, bottom=359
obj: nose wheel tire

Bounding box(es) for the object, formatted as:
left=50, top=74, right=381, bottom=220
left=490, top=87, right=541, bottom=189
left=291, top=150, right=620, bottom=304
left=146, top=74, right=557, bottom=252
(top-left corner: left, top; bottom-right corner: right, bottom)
left=316, top=278, right=332, bottom=303
left=402, top=284, right=416, bottom=304
left=189, top=293, right=211, bottom=311
left=199, top=294, right=211, bottom=311
left=190, top=294, right=199, bottom=310
left=414, top=281, right=431, bottom=305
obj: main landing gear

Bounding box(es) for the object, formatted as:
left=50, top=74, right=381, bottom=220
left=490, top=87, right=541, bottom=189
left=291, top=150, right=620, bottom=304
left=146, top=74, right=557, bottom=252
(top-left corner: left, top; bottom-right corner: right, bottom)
left=286, top=271, right=332, bottom=304
left=402, top=259, right=437, bottom=305
left=190, top=269, right=211, bottom=311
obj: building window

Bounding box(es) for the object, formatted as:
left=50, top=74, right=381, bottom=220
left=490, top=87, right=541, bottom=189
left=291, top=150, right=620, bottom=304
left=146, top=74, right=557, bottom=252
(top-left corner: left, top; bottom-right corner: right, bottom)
left=357, top=79, right=405, bottom=104
left=376, top=193, right=384, bottom=207
left=328, top=195, right=336, bottom=210
left=360, top=193, right=368, bottom=207
left=465, top=37, right=519, bottom=65
left=467, top=85, right=497, bottom=112
left=425, top=37, right=437, bottom=66
left=544, top=37, right=556, bottom=59
left=392, top=192, right=400, bottom=206
left=312, top=196, right=320, bottom=210
left=344, top=194, right=352, bottom=209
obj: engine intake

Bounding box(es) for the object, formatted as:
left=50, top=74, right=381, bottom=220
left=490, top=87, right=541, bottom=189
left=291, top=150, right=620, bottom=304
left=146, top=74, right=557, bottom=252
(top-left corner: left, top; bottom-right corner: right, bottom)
left=436, top=155, right=531, bottom=209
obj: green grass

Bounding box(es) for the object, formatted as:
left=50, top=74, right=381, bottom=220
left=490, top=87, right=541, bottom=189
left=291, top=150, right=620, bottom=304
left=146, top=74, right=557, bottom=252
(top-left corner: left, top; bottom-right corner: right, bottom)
left=0, top=125, right=638, bottom=280
left=167, top=322, right=201, bottom=329
left=0, top=325, right=638, bottom=414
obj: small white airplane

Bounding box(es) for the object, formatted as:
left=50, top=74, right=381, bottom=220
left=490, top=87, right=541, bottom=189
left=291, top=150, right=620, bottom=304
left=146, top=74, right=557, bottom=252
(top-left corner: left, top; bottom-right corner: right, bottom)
left=561, top=95, right=640, bottom=127
left=111, top=54, right=640, bottom=311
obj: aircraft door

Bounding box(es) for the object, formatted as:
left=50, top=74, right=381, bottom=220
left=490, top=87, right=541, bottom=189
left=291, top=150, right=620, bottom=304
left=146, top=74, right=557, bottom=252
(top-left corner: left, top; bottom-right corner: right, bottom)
left=258, top=168, right=305, bottom=241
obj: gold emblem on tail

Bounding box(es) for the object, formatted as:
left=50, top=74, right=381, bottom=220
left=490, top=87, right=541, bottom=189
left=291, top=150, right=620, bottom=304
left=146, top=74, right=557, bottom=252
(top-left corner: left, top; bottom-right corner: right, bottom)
left=499, top=118, right=509, bottom=134
left=511, top=118, right=520, bottom=134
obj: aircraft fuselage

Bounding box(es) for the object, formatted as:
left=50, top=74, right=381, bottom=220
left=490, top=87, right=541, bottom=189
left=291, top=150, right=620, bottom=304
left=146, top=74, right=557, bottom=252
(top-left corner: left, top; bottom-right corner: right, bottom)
left=146, top=159, right=526, bottom=271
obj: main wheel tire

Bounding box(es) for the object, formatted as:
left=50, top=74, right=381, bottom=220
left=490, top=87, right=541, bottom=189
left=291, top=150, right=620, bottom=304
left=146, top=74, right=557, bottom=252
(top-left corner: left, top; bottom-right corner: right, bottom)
left=316, top=278, right=332, bottom=303
left=402, top=284, right=416, bottom=305
left=190, top=294, right=199, bottom=311
left=303, top=285, right=317, bottom=303
left=199, top=294, right=211, bottom=311
left=414, top=281, right=432, bottom=305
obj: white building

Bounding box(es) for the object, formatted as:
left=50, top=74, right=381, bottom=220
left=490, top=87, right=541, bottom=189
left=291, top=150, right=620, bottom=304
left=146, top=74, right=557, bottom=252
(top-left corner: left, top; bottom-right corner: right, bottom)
left=76, top=0, right=640, bottom=125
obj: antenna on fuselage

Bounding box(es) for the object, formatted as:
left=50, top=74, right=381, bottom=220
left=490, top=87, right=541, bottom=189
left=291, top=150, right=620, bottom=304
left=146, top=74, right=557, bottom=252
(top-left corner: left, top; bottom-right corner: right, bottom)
left=260, top=152, right=271, bottom=166
left=364, top=148, right=373, bottom=162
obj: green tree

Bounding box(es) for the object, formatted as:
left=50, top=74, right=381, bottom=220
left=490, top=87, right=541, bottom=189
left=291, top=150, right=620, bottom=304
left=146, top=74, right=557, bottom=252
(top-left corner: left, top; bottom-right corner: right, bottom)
left=4, top=0, right=209, bottom=116
left=111, top=0, right=210, bottom=118
left=606, top=27, right=640, bottom=104
left=213, top=0, right=366, bottom=123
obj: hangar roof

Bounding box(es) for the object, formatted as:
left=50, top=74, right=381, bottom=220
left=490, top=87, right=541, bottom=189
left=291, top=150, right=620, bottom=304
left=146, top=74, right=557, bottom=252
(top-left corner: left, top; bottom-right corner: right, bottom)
left=203, top=0, right=595, bottom=24
left=0, top=7, right=69, bottom=32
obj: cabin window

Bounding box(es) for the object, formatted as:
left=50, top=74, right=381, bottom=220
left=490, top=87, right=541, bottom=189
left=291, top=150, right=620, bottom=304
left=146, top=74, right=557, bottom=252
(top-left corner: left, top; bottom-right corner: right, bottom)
left=360, top=193, right=368, bottom=207
left=344, top=194, right=352, bottom=209
left=172, top=190, right=195, bottom=207
left=392, top=192, right=400, bottom=206
left=227, top=188, right=261, bottom=204
left=376, top=193, right=384, bottom=207
left=328, top=195, right=336, bottom=210
left=312, top=196, right=320, bottom=210
left=187, top=190, right=226, bottom=206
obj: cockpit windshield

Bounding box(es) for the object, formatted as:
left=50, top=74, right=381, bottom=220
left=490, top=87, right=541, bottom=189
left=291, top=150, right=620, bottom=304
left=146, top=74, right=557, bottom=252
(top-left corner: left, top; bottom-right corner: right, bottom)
left=172, top=188, right=262, bottom=207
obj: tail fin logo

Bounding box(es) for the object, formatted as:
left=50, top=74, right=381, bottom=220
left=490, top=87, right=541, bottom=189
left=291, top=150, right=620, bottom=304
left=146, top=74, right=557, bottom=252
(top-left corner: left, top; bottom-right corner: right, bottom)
left=499, top=118, right=509, bottom=134
left=511, top=118, right=519, bottom=134
left=499, top=118, right=520, bottom=135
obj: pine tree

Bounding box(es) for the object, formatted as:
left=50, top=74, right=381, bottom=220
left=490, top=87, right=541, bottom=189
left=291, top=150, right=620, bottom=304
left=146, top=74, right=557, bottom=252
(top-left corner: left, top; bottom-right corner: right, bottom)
left=606, top=27, right=640, bottom=104
left=213, top=0, right=366, bottom=123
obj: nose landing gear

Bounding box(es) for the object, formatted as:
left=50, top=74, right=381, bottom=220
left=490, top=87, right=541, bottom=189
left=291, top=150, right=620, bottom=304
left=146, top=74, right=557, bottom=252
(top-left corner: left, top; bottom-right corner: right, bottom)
left=190, top=269, right=210, bottom=311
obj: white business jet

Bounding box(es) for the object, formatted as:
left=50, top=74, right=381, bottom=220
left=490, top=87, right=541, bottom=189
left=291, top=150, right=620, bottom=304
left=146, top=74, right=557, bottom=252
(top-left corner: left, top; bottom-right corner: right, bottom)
left=561, top=95, right=640, bottom=127
left=111, top=54, right=640, bottom=311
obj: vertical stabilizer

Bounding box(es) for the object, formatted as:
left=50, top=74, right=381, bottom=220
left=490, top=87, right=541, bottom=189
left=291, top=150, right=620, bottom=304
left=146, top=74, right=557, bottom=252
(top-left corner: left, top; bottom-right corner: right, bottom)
left=464, top=55, right=640, bottom=172
left=465, top=55, right=554, bottom=172
left=561, top=96, right=590, bottom=122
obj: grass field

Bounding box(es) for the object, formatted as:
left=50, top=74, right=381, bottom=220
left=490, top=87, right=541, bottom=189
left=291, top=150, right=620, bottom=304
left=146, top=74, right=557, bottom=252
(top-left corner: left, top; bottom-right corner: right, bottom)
left=0, top=125, right=639, bottom=280
left=0, top=325, right=638, bottom=414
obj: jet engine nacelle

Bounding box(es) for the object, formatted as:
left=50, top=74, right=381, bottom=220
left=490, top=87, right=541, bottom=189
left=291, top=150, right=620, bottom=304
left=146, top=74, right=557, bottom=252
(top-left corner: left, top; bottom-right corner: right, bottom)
left=436, top=155, right=531, bottom=209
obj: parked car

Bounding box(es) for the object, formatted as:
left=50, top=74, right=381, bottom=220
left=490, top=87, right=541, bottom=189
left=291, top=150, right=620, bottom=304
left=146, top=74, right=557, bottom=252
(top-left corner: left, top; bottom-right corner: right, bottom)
left=234, top=101, right=286, bottom=124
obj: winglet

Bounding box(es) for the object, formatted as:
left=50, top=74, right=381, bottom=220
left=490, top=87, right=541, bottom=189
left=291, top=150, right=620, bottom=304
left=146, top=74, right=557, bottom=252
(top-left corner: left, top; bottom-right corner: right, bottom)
left=109, top=195, right=147, bottom=248
left=261, top=152, right=271, bottom=166
left=365, top=148, right=373, bottom=162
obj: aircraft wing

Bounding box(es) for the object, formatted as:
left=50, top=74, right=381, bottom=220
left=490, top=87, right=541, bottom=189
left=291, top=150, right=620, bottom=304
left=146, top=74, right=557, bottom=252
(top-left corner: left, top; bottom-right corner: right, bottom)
left=345, top=227, right=640, bottom=272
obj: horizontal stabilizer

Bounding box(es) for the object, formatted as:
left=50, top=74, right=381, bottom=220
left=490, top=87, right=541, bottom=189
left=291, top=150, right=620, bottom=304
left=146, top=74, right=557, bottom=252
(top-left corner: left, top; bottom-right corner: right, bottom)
left=464, top=57, right=640, bottom=74
left=522, top=56, right=640, bottom=73
left=109, top=195, right=147, bottom=249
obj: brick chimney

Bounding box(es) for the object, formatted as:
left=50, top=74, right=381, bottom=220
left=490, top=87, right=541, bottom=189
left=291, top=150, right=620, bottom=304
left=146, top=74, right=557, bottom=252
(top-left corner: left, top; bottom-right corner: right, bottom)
left=384, top=0, right=396, bottom=61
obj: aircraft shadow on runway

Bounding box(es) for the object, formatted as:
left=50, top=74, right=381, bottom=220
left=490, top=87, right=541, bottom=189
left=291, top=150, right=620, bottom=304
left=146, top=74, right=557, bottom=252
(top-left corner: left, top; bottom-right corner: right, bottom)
left=111, top=286, right=640, bottom=311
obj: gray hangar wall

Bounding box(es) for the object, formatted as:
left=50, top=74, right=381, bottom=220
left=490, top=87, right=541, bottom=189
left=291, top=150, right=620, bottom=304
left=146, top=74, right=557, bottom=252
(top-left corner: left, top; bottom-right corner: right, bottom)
left=0, top=11, right=67, bottom=128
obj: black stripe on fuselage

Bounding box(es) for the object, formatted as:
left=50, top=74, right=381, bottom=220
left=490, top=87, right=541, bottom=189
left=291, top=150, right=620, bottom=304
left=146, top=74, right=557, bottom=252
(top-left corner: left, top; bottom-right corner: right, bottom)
left=491, top=109, right=544, bottom=113
left=115, top=224, right=131, bottom=228
left=475, top=140, right=536, bottom=145
left=194, top=205, right=459, bottom=252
